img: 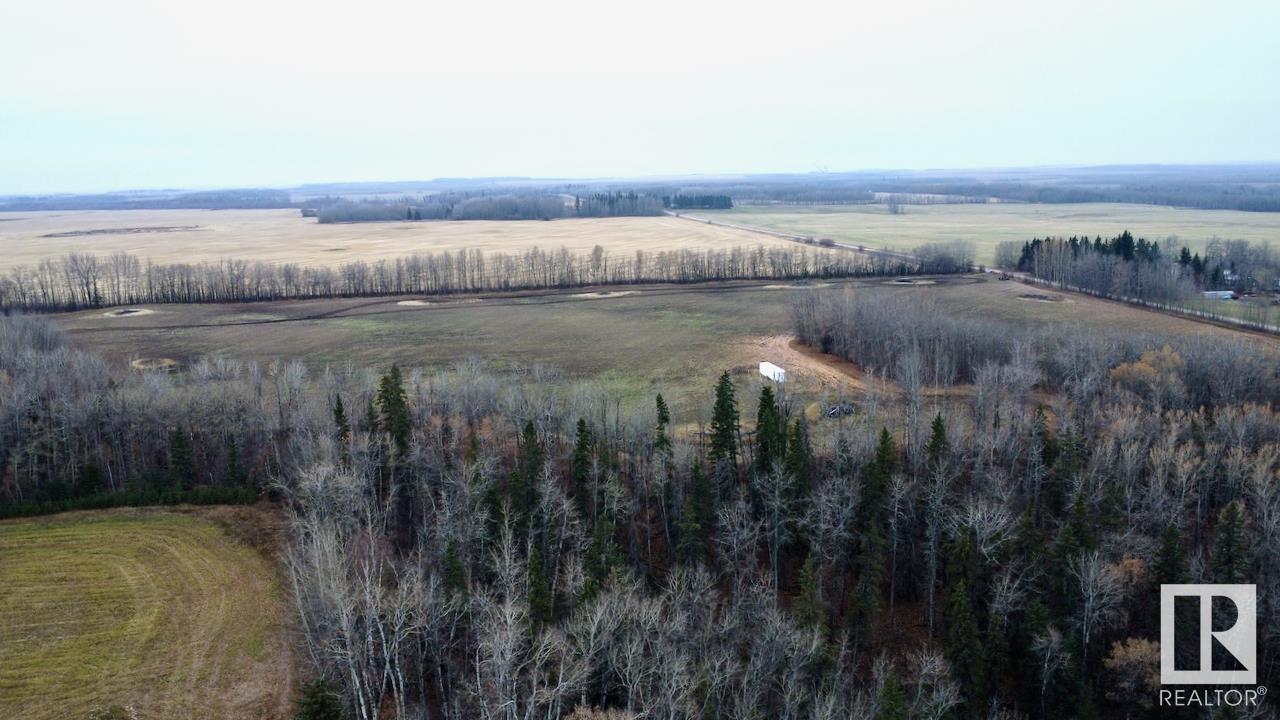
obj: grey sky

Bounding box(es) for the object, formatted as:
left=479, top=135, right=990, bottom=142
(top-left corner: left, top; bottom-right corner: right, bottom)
left=2, top=0, right=1278, bottom=194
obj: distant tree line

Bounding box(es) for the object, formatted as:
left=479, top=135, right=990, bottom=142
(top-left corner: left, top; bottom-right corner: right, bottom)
left=0, top=244, right=928, bottom=312
left=995, top=233, right=1280, bottom=329
left=0, top=188, right=293, bottom=212
left=317, top=192, right=665, bottom=224
left=663, top=194, right=733, bottom=210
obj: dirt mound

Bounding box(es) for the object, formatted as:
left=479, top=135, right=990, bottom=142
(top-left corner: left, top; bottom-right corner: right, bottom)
left=570, top=288, right=640, bottom=297
left=742, top=335, right=869, bottom=395
left=130, top=357, right=178, bottom=371
left=1019, top=293, right=1064, bottom=303
left=103, top=307, right=155, bottom=318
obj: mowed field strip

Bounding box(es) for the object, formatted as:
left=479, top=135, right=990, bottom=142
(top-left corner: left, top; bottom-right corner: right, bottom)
left=0, top=210, right=788, bottom=272
left=0, top=508, right=295, bottom=720
left=690, top=202, right=1280, bottom=264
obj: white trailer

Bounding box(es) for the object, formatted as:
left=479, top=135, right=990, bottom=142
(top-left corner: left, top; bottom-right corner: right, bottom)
left=759, top=361, right=786, bottom=383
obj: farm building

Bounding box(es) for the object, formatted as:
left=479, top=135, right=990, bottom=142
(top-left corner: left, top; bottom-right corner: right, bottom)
left=759, top=362, right=786, bottom=383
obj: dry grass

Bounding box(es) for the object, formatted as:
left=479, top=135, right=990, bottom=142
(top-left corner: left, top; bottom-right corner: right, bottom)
left=0, top=507, right=295, bottom=720
left=56, top=280, right=804, bottom=417
left=53, top=275, right=1264, bottom=418
left=0, top=210, right=785, bottom=272
left=692, top=202, right=1280, bottom=263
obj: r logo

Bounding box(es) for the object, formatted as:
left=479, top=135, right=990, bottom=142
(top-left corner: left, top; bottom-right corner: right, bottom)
left=1160, top=584, right=1257, bottom=685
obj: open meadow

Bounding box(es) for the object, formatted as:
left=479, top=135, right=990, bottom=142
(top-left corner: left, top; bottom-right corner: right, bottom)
left=0, top=210, right=786, bottom=272
left=53, top=274, right=1266, bottom=418
left=689, top=202, right=1280, bottom=263
left=0, top=507, right=295, bottom=720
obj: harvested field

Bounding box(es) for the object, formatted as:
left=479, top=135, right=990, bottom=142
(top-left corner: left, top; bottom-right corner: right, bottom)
left=0, top=209, right=787, bottom=272
left=0, top=507, right=295, bottom=720
left=41, top=225, right=202, bottom=238
left=691, top=202, right=1280, bottom=264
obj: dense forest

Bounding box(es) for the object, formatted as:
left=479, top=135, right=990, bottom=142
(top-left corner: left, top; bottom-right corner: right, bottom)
left=5, top=285, right=1280, bottom=717
left=0, top=245, right=922, bottom=312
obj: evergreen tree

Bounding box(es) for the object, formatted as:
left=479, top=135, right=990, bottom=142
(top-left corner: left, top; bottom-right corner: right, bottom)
left=754, top=385, right=783, bottom=474
left=875, top=668, right=908, bottom=720
left=709, top=371, right=739, bottom=475
left=77, top=462, right=104, bottom=496
left=849, top=428, right=896, bottom=641
left=784, top=418, right=812, bottom=501
left=1051, top=491, right=1094, bottom=612
left=518, top=420, right=544, bottom=486
left=654, top=393, right=672, bottom=455
left=528, top=546, right=553, bottom=628
left=225, top=437, right=247, bottom=487
left=863, top=428, right=897, bottom=516
left=377, top=365, right=411, bottom=453
left=946, top=576, right=987, bottom=715
left=332, top=394, right=350, bottom=440
left=677, top=492, right=704, bottom=566
left=925, top=412, right=949, bottom=471
left=1154, top=523, right=1187, bottom=585
left=168, top=426, right=196, bottom=490
left=581, top=518, right=621, bottom=603
left=570, top=418, right=594, bottom=518
left=1213, top=501, right=1250, bottom=584
left=293, top=678, right=347, bottom=720
left=794, top=555, right=824, bottom=632
left=443, top=539, right=466, bottom=596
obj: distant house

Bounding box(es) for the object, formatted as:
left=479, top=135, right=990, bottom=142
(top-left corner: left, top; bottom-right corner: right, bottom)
left=759, top=362, right=786, bottom=383
left=1203, top=290, right=1237, bottom=300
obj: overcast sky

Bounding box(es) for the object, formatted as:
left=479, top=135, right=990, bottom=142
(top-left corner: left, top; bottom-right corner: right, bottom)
left=2, top=0, right=1278, bottom=194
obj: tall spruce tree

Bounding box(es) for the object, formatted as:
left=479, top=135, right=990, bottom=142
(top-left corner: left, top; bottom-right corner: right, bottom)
left=925, top=413, right=949, bottom=471
left=443, top=539, right=466, bottom=597
left=946, top=539, right=988, bottom=715
left=377, top=365, right=411, bottom=453
left=527, top=546, right=553, bottom=628
left=332, top=394, right=350, bottom=440
left=1213, top=501, right=1250, bottom=584
left=570, top=419, right=594, bottom=519
left=794, top=555, right=824, bottom=632
left=755, top=385, right=783, bottom=474
left=168, top=426, right=196, bottom=490
left=784, top=418, right=812, bottom=501
left=709, top=371, right=739, bottom=477
left=654, top=393, right=672, bottom=455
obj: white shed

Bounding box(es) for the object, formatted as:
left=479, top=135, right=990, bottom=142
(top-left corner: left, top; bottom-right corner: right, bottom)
left=759, top=362, right=786, bottom=383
